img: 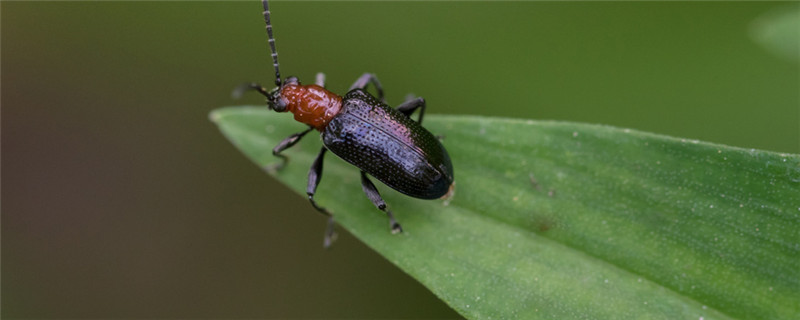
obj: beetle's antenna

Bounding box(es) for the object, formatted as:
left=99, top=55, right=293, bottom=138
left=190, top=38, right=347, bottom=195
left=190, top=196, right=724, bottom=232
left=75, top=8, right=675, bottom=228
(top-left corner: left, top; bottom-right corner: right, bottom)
left=261, top=0, right=281, bottom=87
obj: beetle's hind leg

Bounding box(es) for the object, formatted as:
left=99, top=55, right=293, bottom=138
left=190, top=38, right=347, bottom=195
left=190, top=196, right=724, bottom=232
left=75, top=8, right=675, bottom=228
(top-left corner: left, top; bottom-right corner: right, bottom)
left=349, top=73, right=385, bottom=103
left=396, top=95, right=427, bottom=124
left=360, top=171, right=403, bottom=234
left=399, top=95, right=442, bottom=140
left=265, top=126, right=314, bottom=173
left=307, top=147, right=337, bottom=248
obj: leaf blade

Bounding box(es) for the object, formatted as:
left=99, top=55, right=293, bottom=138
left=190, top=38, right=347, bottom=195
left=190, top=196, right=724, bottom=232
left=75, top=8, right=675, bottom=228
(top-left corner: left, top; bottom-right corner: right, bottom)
left=211, top=107, right=799, bottom=319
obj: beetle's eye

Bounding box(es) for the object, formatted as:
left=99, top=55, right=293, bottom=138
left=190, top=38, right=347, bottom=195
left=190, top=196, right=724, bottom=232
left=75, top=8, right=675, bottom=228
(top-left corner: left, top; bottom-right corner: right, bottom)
left=267, top=100, right=287, bottom=112
left=273, top=99, right=287, bottom=112
left=267, top=88, right=287, bottom=112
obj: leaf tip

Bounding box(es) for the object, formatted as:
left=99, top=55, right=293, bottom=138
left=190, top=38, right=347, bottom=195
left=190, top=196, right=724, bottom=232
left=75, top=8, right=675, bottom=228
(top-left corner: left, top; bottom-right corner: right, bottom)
left=208, top=109, right=224, bottom=124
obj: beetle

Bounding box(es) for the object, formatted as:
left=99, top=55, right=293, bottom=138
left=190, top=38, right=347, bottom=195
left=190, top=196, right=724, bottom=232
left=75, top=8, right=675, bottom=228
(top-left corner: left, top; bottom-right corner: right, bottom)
left=238, top=0, right=454, bottom=247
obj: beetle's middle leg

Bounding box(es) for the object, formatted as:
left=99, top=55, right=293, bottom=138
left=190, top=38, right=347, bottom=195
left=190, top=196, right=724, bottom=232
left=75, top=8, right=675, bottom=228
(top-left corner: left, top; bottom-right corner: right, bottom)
left=360, top=171, right=403, bottom=234
left=307, top=147, right=337, bottom=248
left=265, top=126, right=314, bottom=173
left=396, top=96, right=427, bottom=124
left=349, top=73, right=385, bottom=103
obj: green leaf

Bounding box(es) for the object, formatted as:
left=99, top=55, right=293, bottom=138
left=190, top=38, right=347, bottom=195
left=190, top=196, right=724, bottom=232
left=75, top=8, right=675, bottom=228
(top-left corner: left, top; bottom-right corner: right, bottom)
left=210, top=107, right=799, bottom=319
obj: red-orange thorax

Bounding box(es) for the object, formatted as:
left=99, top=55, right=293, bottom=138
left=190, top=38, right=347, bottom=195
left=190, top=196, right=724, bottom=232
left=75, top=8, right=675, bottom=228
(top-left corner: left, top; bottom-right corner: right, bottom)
left=279, top=84, right=343, bottom=131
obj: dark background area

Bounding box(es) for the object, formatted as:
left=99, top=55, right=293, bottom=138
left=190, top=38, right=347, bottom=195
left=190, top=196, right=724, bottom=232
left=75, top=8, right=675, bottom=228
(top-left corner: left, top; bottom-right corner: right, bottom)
left=3, top=1, right=797, bottom=318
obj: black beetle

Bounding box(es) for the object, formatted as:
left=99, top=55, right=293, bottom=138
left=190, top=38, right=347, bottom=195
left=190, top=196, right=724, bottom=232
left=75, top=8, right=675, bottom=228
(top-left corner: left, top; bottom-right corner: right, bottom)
left=237, top=0, right=454, bottom=247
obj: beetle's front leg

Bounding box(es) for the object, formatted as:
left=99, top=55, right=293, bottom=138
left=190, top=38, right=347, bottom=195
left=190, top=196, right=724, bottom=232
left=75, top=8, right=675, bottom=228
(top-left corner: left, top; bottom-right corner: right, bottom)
left=396, top=96, right=427, bottom=124
left=231, top=82, right=270, bottom=100
left=315, top=72, right=326, bottom=88
left=360, top=171, right=403, bottom=234
left=349, top=73, right=385, bottom=103
left=307, top=147, right=337, bottom=248
left=265, top=126, right=313, bottom=173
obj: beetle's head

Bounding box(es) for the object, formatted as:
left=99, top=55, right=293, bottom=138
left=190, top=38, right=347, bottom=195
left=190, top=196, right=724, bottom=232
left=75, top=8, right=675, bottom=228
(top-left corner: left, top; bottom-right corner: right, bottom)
left=266, top=76, right=300, bottom=112
left=265, top=87, right=284, bottom=111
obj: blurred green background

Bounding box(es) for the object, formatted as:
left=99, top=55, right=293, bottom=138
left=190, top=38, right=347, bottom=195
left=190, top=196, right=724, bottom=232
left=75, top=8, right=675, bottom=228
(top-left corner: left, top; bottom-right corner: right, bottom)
left=3, top=1, right=797, bottom=318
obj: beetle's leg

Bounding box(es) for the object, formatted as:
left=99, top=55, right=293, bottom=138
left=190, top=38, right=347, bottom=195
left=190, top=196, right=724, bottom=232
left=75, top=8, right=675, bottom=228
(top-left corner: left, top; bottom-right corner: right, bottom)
left=307, top=147, right=337, bottom=248
left=396, top=96, right=427, bottom=125
left=360, top=171, right=403, bottom=234
left=307, top=147, right=330, bottom=215
left=315, top=72, right=326, bottom=88
left=265, top=126, right=314, bottom=173
left=349, top=73, right=385, bottom=103
left=231, top=82, right=270, bottom=99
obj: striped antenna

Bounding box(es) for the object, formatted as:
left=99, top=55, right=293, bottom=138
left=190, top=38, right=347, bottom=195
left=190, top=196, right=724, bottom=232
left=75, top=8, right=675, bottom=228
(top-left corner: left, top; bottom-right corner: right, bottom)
left=262, top=0, right=281, bottom=87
